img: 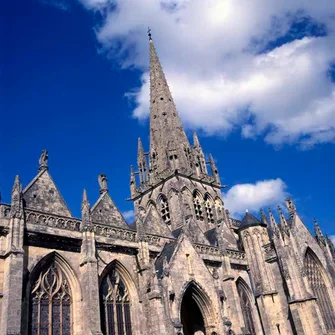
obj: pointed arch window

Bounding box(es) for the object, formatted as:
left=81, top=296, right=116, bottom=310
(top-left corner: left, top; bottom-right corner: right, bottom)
left=305, top=250, right=335, bottom=332
left=193, top=192, right=204, bottom=221
left=158, top=194, right=171, bottom=225
left=204, top=194, right=214, bottom=224
left=100, top=265, right=132, bottom=335
left=29, top=261, right=72, bottom=335
left=236, top=280, right=256, bottom=335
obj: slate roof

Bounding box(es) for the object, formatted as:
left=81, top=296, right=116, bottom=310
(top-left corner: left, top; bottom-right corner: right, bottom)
left=239, top=211, right=266, bottom=230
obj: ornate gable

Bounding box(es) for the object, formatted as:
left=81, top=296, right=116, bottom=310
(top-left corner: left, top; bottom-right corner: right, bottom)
left=23, top=169, right=71, bottom=217
left=142, top=204, right=174, bottom=237
left=91, top=192, right=128, bottom=228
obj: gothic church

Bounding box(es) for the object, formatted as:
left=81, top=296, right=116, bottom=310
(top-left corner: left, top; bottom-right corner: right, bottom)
left=0, top=35, right=335, bottom=335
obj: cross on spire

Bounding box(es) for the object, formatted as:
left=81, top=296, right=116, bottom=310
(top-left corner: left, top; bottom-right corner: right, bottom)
left=147, top=27, right=152, bottom=40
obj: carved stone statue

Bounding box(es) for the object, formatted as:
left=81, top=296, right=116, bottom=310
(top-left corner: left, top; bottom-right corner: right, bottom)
left=38, top=150, right=48, bottom=171
left=98, top=174, right=108, bottom=193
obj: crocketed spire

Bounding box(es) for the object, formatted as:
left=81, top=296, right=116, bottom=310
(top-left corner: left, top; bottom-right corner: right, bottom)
left=149, top=36, right=191, bottom=174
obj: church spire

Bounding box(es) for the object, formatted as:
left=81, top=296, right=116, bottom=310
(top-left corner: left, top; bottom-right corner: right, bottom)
left=149, top=35, right=190, bottom=174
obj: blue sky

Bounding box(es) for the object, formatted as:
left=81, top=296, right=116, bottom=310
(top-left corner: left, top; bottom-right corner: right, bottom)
left=1, top=0, right=335, bottom=240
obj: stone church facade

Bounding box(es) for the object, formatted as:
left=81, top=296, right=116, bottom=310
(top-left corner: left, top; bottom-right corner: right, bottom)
left=0, top=36, right=335, bottom=335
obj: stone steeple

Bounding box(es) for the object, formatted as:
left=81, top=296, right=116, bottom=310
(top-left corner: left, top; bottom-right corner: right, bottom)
left=149, top=36, right=191, bottom=174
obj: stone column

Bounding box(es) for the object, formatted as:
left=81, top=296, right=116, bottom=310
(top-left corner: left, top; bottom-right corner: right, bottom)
left=1, top=176, right=25, bottom=335
left=80, top=230, right=103, bottom=335
left=1, top=250, right=24, bottom=335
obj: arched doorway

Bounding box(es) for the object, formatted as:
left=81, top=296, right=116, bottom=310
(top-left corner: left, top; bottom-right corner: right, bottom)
left=180, top=283, right=207, bottom=335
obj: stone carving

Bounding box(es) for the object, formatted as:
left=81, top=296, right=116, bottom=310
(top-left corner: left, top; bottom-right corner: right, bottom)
left=98, top=174, right=108, bottom=193
left=38, top=150, right=48, bottom=171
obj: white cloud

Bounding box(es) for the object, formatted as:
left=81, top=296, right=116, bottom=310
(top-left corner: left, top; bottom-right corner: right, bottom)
left=223, top=178, right=288, bottom=217
left=122, top=209, right=134, bottom=223
left=78, top=0, right=335, bottom=147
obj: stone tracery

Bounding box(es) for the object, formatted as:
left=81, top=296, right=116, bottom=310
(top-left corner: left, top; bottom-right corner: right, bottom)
left=304, top=249, right=335, bottom=332
left=100, top=264, right=133, bottom=335
left=236, top=278, right=256, bottom=335
left=29, top=260, right=72, bottom=335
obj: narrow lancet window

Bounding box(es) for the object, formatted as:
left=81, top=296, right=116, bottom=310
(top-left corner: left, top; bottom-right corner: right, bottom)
left=100, top=266, right=132, bottom=335
left=193, top=192, right=204, bottom=221
left=159, top=194, right=171, bottom=225
left=204, top=194, right=214, bottom=224
left=29, top=262, right=72, bottom=335
left=237, top=280, right=256, bottom=335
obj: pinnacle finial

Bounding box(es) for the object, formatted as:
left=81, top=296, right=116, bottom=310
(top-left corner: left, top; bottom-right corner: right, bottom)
left=130, top=165, right=137, bottom=197
left=147, top=27, right=152, bottom=40
left=285, top=198, right=296, bottom=217
left=137, top=138, right=148, bottom=183
left=138, top=138, right=145, bottom=158
left=38, top=150, right=48, bottom=171
left=10, top=175, right=23, bottom=218
left=193, top=131, right=200, bottom=147
left=209, top=154, right=220, bottom=184
left=268, top=208, right=280, bottom=238
left=260, top=208, right=268, bottom=224
left=82, top=188, right=88, bottom=203
left=98, top=174, right=108, bottom=194
left=314, top=218, right=325, bottom=242
left=81, top=188, right=91, bottom=230
left=277, top=205, right=290, bottom=236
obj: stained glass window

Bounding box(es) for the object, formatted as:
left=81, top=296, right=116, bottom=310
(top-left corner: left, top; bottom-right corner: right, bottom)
left=305, top=250, right=335, bottom=332
left=29, top=262, right=72, bottom=335
left=100, top=266, right=132, bottom=335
